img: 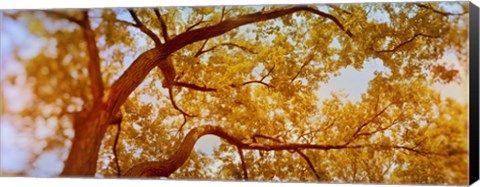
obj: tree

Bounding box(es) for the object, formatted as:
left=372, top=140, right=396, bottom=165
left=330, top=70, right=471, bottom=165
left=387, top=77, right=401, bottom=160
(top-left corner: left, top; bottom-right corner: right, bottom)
left=0, top=2, right=470, bottom=184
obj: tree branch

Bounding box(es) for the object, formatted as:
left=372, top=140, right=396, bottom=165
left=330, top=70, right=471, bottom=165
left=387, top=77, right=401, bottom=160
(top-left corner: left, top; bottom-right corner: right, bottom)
left=70, top=5, right=353, bottom=129
left=164, top=5, right=352, bottom=55
left=113, top=122, right=122, bottom=176
left=175, top=114, right=189, bottom=138
left=153, top=8, right=169, bottom=42
left=173, top=81, right=217, bottom=92
left=237, top=147, right=248, bottom=180
left=128, top=9, right=162, bottom=47
left=230, top=65, right=275, bottom=88
left=81, top=11, right=105, bottom=102
left=108, top=112, right=123, bottom=125
left=80, top=7, right=353, bottom=176
left=297, top=119, right=336, bottom=142
left=296, top=150, right=322, bottom=181
left=351, top=102, right=394, bottom=139
left=355, top=117, right=399, bottom=138
left=290, top=53, right=315, bottom=83
left=44, top=10, right=83, bottom=26
left=194, top=42, right=256, bottom=57
left=220, top=6, right=227, bottom=21
left=231, top=80, right=273, bottom=88
left=123, top=125, right=441, bottom=177
left=414, top=3, right=468, bottom=16
left=114, top=19, right=136, bottom=27
left=327, top=5, right=353, bottom=15
left=252, top=134, right=321, bottom=181
left=373, top=33, right=440, bottom=53
left=186, top=16, right=207, bottom=32
left=45, top=11, right=105, bottom=102
left=194, top=39, right=209, bottom=57
left=168, top=88, right=195, bottom=117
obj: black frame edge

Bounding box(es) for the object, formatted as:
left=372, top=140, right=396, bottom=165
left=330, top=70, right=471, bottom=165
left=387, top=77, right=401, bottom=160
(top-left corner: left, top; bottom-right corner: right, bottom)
left=469, top=1, right=480, bottom=185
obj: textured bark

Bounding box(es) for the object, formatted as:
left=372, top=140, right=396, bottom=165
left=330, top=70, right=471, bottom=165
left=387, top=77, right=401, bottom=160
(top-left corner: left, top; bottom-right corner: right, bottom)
left=128, top=9, right=162, bottom=47
left=123, top=125, right=241, bottom=177
left=123, top=125, right=449, bottom=178
left=52, top=11, right=107, bottom=176
left=61, top=48, right=166, bottom=176
left=60, top=6, right=352, bottom=176
left=163, top=5, right=352, bottom=55
left=81, top=12, right=104, bottom=102
left=62, top=102, right=111, bottom=176
left=44, top=11, right=104, bottom=101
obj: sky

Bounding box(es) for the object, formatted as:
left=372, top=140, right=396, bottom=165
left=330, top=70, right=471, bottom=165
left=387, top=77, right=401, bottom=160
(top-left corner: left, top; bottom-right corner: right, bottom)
left=0, top=4, right=470, bottom=177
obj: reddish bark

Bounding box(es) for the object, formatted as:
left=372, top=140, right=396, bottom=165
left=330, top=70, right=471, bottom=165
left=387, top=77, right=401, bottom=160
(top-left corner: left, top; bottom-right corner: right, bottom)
left=59, top=5, right=353, bottom=176
left=122, top=125, right=444, bottom=178
left=61, top=49, right=166, bottom=176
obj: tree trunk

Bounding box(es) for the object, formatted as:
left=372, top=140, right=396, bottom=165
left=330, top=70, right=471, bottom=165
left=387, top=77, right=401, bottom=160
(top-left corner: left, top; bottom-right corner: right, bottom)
left=61, top=102, right=112, bottom=176
left=59, top=6, right=352, bottom=177
left=61, top=48, right=166, bottom=176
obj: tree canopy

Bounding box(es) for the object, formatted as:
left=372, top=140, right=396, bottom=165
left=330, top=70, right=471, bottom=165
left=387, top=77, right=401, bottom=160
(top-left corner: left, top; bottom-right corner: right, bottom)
left=0, top=2, right=470, bottom=185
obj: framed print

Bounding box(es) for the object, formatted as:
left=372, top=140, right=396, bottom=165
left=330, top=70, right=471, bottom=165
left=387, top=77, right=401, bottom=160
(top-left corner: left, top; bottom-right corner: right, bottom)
left=1, top=1, right=479, bottom=185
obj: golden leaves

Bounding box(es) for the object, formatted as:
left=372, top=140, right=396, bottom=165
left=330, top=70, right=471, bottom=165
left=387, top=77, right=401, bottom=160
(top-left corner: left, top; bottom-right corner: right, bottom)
left=3, top=2, right=469, bottom=183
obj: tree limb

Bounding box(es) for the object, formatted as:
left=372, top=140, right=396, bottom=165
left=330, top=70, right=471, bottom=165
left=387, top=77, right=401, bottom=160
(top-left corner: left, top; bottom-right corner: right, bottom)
left=71, top=4, right=351, bottom=127
left=327, top=5, right=353, bottom=15
left=71, top=6, right=352, bottom=176
left=153, top=8, right=169, bottom=42
left=105, top=6, right=351, bottom=118
left=128, top=9, right=162, bottom=47
left=252, top=134, right=321, bottom=181
left=291, top=53, right=315, bottom=83
left=108, top=112, right=123, bottom=125
left=114, top=19, right=136, bottom=27
left=237, top=147, right=249, bottom=180
left=194, top=39, right=210, bottom=57
left=164, top=5, right=353, bottom=55
left=168, top=88, right=195, bottom=117
left=185, top=16, right=207, bottom=32
left=231, top=80, right=273, bottom=88
left=175, top=114, right=189, bottom=138
left=373, top=33, right=440, bottom=53
left=44, top=10, right=83, bottom=26
left=81, top=11, right=105, bottom=102
left=352, top=103, right=394, bottom=138
left=194, top=42, right=256, bottom=57
left=296, top=150, right=322, bottom=181
left=123, top=125, right=443, bottom=178
left=355, top=117, right=399, bottom=138
left=230, top=65, right=275, bottom=88
left=45, top=11, right=105, bottom=102
left=113, top=122, right=122, bottom=176
left=414, top=3, right=468, bottom=16
left=173, top=81, right=217, bottom=92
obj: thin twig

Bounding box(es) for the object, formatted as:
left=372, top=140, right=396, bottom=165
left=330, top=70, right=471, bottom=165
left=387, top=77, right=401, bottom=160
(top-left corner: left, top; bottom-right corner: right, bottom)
left=251, top=134, right=321, bottom=181
left=44, top=10, right=83, bottom=26
left=237, top=147, right=249, bottom=180
left=186, top=16, right=207, bottom=32
left=113, top=123, right=122, bottom=176
left=373, top=33, right=440, bottom=53
left=194, top=42, right=256, bottom=57
left=231, top=65, right=275, bottom=88
left=168, top=88, right=195, bottom=117
left=351, top=102, right=395, bottom=138
left=194, top=39, right=209, bottom=57
left=415, top=3, right=468, bottom=16
left=291, top=53, right=315, bottom=83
